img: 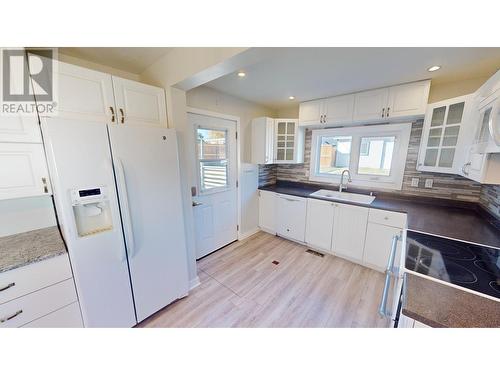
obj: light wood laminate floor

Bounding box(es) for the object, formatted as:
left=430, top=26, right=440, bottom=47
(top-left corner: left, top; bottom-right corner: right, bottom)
left=139, top=231, right=388, bottom=328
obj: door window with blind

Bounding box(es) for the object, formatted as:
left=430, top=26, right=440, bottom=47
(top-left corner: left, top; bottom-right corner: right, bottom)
left=197, top=127, right=229, bottom=193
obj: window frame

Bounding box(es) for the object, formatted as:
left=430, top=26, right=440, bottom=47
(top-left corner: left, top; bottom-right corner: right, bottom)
left=309, top=123, right=412, bottom=190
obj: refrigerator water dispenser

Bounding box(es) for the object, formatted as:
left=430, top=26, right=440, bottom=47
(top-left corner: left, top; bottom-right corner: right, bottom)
left=70, top=187, right=113, bottom=237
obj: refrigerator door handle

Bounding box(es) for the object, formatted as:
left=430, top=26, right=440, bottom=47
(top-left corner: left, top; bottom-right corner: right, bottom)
left=114, top=157, right=136, bottom=259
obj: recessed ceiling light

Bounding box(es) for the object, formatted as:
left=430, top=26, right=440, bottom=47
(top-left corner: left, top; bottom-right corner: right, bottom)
left=288, top=96, right=295, bottom=100
left=427, top=65, right=441, bottom=72
left=237, top=71, right=246, bottom=78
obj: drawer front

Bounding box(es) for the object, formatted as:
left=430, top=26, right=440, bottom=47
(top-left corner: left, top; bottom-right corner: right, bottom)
left=368, top=209, right=406, bottom=228
left=0, top=279, right=77, bottom=328
left=22, top=302, right=83, bottom=328
left=0, top=254, right=72, bottom=305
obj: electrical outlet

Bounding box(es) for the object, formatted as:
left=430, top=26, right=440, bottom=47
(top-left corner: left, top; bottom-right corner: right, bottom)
left=411, top=178, right=419, bottom=187
left=425, top=179, right=433, bottom=188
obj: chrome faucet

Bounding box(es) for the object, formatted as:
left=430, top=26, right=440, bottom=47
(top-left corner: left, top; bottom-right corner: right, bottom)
left=339, top=169, right=352, bottom=193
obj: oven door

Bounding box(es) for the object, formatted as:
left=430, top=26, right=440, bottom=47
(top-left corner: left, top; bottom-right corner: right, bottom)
left=377, top=231, right=404, bottom=327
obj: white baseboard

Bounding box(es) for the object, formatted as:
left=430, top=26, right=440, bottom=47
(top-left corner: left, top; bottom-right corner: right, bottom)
left=238, top=227, right=260, bottom=240
left=189, top=276, right=201, bottom=291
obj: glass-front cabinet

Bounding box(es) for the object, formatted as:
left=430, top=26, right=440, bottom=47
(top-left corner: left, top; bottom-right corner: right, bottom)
left=417, top=94, right=474, bottom=174
left=274, top=119, right=304, bottom=163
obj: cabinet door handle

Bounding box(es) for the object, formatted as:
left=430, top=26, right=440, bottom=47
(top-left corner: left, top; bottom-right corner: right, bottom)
left=42, top=177, right=48, bottom=193
left=387, top=107, right=390, bottom=117
left=382, top=108, right=385, bottom=118
left=109, top=107, right=115, bottom=123
left=462, top=162, right=471, bottom=176
left=0, top=282, right=15, bottom=292
left=0, top=309, right=23, bottom=323
left=119, top=108, right=125, bottom=124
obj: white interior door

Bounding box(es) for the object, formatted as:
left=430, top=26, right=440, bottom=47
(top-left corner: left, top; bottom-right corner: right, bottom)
left=108, top=125, right=189, bottom=322
left=189, top=112, right=238, bottom=259
left=112, top=77, right=167, bottom=127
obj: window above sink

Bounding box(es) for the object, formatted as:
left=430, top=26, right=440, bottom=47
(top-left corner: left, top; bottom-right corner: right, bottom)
left=309, top=123, right=412, bottom=190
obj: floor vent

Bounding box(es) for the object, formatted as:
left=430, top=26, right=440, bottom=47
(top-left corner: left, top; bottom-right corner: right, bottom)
left=306, top=249, right=324, bottom=257
left=272, top=260, right=280, bottom=265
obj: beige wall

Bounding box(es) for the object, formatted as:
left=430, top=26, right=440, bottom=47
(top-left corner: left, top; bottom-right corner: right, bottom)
left=58, top=53, right=141, bottom=81
left=428, top=76, right=490, bottom=103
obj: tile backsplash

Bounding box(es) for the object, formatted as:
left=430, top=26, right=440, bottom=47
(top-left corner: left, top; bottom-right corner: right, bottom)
left=259, top=120, right=486, bottom=202
left=480, top=185, right=500, bottom=219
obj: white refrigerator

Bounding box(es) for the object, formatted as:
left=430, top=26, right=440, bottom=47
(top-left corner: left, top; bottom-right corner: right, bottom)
left=42, top=118, right=189, bottom=327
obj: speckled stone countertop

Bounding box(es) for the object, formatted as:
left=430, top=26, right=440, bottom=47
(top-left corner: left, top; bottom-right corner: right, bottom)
left=0, top=226, right=67, bottom=273
left=403, top=273, right=500, bottom=328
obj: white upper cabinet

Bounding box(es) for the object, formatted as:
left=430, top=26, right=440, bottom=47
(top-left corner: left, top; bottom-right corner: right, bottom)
left=0, top=143, right=51, bottom=200
left=31, top=60, right=167, bottom=127
left=353, top=88, right=389, bottom=122
left=461, top=146, right=500, bottom=184
left=251, top=117, right=304, bottom=164
left=52, top=61, right=116, bottom=123
left=274, top=118, right=304, bottom=164
left=323, top=94, right=355, bottom=124
left=112, top=77, right=167, bottom=127
left=299, top=80, right=430, bottom=127
left=0, top=113, right=41, bottom=143
left=251, top=117, right=275, bottom=164
left=386, top=81, right=431, bottom=118
left=417, top=94, right=474, bottom=174
left=299, top=100, right=324, bottom=126
left=305, top=198, right=335, bottom=252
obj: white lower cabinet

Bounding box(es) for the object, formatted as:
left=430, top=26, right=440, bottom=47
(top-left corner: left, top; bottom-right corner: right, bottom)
left=305, top=198, right=335, bottom=252
left=22, top=302, right=83, bottom=328
left=0, top=254, right=82, bottom=328
left=0, top=143, right=51, bottom=200
left=331, top=203, right=369, bottom=262
left=0, top=279, right=78, bottom=328
left=258, top=190, right=408, bottom=273
left=398, top=313, right=431, bottom=328
left=276, top=194, right=307, bottom=242
left=363, top=223, right=403, bottom=271
left=258, top=190, right=276, bottom=234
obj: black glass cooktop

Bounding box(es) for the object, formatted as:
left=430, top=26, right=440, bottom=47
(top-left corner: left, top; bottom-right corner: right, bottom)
left=406, top=230, right=500, bottom=300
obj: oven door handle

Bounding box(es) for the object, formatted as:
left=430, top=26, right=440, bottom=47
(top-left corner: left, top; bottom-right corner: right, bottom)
left=378, top=233, right=401, bottom=317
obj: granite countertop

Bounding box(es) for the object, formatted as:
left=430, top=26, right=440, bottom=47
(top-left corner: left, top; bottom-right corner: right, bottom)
left=0, top=226, right=67, bottom=273
left=403, top=273, right=500, bottom=328
left=259, top=181, right=500, bottom=249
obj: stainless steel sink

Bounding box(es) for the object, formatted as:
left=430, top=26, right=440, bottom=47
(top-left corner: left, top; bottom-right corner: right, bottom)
left=309, top=189, right=375, bottom=205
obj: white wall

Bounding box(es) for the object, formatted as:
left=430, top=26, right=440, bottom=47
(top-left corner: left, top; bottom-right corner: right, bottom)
left=0, top=196, right=57, bottom=237
left=186, top=86, right=276, bottom=237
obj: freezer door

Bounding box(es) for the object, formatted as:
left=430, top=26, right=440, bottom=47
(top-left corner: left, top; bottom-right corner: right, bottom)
left=108, top=125, right=189, bottom=322
left=41, top=118, right=136, bottom=327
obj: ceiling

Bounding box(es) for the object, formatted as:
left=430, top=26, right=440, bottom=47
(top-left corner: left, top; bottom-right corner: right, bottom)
left=59, top=47, right=172, bottom=74
left=205, top=48, right=500, bottom=110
